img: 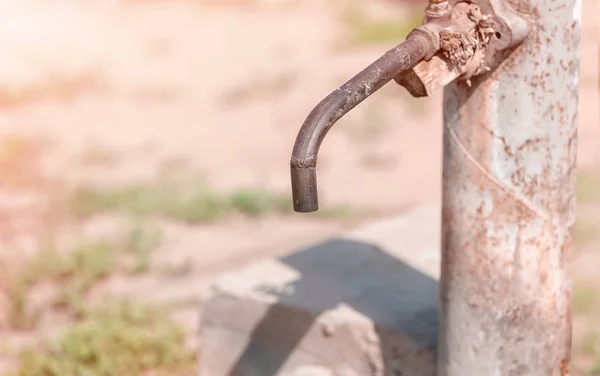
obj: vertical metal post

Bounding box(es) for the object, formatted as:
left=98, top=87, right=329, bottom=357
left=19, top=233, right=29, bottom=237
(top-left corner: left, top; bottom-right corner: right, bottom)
left=438, top=0, right=581, bottom=374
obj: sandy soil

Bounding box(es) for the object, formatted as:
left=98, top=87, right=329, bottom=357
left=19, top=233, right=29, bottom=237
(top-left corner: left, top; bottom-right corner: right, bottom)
left=0, top=0, right=596, bottom=373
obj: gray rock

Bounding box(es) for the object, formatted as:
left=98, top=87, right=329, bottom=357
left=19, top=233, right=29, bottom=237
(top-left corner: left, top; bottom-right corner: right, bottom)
left=199, top=204, right=441, bottom=376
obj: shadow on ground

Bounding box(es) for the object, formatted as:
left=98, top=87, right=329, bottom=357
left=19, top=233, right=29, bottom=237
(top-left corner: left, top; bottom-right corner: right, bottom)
left=226, top=237, right=439, bottom=375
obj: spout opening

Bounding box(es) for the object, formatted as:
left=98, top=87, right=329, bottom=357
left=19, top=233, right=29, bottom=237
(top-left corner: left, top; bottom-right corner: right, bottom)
left=291, top=167, right=319, bottom=212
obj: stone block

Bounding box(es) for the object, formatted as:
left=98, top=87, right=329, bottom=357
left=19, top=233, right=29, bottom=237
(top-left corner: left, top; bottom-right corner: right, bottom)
left=199, top=204, right=441, bottom=376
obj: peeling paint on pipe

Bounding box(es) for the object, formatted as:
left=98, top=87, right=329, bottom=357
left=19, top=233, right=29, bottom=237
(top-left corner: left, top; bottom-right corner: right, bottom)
left=438, top=0, right=581, bottom=375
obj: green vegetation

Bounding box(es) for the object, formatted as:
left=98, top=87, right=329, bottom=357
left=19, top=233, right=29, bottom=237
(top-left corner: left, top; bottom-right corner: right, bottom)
left=6, top=226, right=162, bottom=329
left=123, top=222, right=162, bottom=274
left=69, top=180, right=356, bottom=223
left=4, top=226, right=195, bottom=376
left=69, top=182, right=291, bottom=222
left=11, top=300, right=196, bottom=376
left=7, top=240, right=117, bottom=328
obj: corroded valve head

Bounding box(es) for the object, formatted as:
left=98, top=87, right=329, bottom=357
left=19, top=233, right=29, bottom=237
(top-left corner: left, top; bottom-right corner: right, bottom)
left=425, top=0, right=451, bottom=19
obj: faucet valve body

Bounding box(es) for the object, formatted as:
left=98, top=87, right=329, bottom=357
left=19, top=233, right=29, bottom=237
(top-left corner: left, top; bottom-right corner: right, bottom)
left=290, top=0, right=529, bottom=212
left=397, top=0, right=529, bottom=96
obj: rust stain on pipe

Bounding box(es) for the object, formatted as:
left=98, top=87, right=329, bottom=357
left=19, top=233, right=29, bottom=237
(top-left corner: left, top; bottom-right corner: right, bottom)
left=438, top=0, right=580, bottom=373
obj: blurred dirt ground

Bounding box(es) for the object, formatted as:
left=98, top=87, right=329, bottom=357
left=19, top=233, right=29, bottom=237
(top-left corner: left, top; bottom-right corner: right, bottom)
left=0, top=0, right=597, bottom=374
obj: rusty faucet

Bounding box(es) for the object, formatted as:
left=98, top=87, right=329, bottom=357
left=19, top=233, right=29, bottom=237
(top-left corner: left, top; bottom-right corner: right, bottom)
left=290, top=32, right=436, bottom=212
left=290, top=0, right=527, bottom=212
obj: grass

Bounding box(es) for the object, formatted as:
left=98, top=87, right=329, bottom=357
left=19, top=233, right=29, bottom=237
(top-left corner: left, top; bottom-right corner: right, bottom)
left=7, top=240, right=118, bottom=328
left=3, top=224, right=195, bottom=376
left=123, top=222, right=162, bottom=274
left=69, top=183, right=290, bottom=222
left=6, top=226, right=162, bottom=329
left=69, top=180, right=356, bottom=223
left=10, top=300, right=196, bottom=376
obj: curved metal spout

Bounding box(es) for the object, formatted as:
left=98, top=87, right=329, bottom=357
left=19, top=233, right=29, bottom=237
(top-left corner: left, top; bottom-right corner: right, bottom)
left=290, top=34, right=433, bottom=212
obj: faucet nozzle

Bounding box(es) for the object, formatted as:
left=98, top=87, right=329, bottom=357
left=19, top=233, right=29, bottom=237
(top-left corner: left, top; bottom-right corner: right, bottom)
left=290, top=35, right=432, bottom=212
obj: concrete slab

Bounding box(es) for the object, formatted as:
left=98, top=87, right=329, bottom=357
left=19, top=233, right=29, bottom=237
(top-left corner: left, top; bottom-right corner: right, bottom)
left=199, top=203, right=441, bottom=376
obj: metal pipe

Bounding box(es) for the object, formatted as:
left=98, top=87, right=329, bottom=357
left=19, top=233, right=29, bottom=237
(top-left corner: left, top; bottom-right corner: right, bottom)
left=438, top=0, right=581, bottom=374
left=290, top=33, right=433, bottom=212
